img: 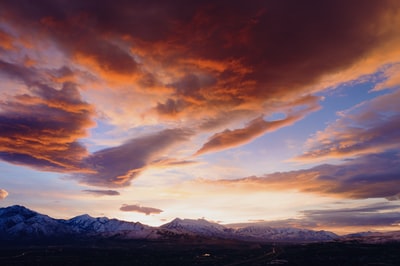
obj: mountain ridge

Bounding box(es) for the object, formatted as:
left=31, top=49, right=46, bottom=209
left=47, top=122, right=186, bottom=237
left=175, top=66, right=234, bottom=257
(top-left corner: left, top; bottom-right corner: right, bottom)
left=1, top=205, right=397, bottom=244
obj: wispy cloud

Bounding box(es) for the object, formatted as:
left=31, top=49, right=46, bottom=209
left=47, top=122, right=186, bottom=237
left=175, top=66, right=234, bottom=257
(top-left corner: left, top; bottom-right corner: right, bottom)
left=73, top=129, right=193, bottom=187
left=299, top=203, right=400, bottom=228
left=82, top=190, right=120, bottom=196
left=0, top=189, right=8, bottom=199
left=296, top=89, right=400, bottom=162
left=234, top=203, right=400, bottom=232
left=205, top=151, right=400, bottom=200
left=372, top=64, right=400, bottom=91
left=195, top=95, right=321, bottom=155
left=120, top=204, right=163, bottom=215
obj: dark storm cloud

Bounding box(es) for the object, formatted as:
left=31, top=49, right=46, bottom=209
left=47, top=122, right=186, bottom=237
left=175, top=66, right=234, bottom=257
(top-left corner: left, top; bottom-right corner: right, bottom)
left=0, top=29, right=14, bottom=50
left=82, top=189, right=120, bottom=196
left=120, top=204, right=163, bottom=215
left=1, top=0, right=399, bottom=129
left=73, top=129, right=193, bottom=187
left=0, top=60, right=37, bottom=84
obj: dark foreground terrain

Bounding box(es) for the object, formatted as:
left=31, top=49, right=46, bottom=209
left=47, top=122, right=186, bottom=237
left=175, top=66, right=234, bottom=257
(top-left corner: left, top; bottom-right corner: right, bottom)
left=1, top=239, right=400, bottom=266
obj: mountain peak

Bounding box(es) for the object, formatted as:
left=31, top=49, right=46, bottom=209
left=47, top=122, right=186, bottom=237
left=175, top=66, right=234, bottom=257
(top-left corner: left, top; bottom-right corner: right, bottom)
left=0, top=205, right=38, bottom=218
left=2, top=204, right=33, bottom=212
left=167, top=217, right=218, bottom=225
left=161, top=217, right=228, bottom=238
left=70, top=213, right=94, bottom=221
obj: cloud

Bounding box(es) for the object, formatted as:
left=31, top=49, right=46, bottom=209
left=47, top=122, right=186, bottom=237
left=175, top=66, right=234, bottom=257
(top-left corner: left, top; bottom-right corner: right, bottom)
left=0, top=59, right=191, bottom=187
left=0, top=0, right=400, bottom=187
left=195, top=95, right=321, bottom=155
left=201, top=86, right=400, bottom=200
left=372, top=64, right=400, bottom=91
left=296, top=89, right=400, bottom=162
left=0, top=189, right=8, bottom=199
left=0, top=29, right=14, bottom=50
left=73, top=128, right=193, bottom=187
left=205, top=151, right=400, bottom=200
left=120, top=204, right=163, bottom=215
left=235, top=203, right=400, bottom=232
left=1, top=0, right=400, bottom=142
left=82, top=190, right=120, bottom=196
left=299, top=203, right=400, bottom=228
left=0, top=61, right=95, bottom=172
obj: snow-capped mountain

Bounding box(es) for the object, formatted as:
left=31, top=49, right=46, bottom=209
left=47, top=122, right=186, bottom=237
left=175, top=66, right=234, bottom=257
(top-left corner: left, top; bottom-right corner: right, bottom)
left=0, top=205, right=71, bottom=239
left=235, top=225, right=337, bottom=242
left=64, top=214, right=156, bottom=239
left=160, top=218, right=337, bottom=242
left=0, top=205, right=156, bottom=240
left=161, top=218, right=230, bottom=237
left=9, top=205, right=400, bottom=244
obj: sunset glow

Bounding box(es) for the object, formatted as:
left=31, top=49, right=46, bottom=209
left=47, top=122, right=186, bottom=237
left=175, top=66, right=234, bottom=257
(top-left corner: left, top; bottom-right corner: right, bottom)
left=1, top=0, right=400, bottom=234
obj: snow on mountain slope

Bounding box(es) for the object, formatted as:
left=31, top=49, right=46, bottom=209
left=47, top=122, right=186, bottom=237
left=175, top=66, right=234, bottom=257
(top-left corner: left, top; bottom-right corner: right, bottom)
left=0, top=205, right=71, bottom=238
left=0, top=205, right=156, bottom=240
left=0, top=205, right=368, bottom=243
left=161, top=218, right=230, bottom=238
left=159, top=218, right=338, bottom=242
left=65, top=214, right=156, bottom=239
left=235, top=225, right=338, bottom=242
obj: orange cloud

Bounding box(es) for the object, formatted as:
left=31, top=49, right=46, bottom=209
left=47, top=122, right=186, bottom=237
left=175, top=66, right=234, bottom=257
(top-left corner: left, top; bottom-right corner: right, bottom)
left=0, top=189, right=8, bottom=199
left=203, top=151, right=400, bottom=200
left=372, top=64, right=400, bottom=91
left=1, top=0, right=400, bottom=180
left=0, top=29, right=14, bottom=50
left=195, top=95, right=321, bottom=155
left=2, top=0, right=397, bottom=133
left=0, top=61, right=95, bottom=172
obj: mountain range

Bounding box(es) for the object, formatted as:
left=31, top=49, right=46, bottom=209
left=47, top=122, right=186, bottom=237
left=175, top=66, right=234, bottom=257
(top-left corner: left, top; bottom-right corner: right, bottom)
left=1, top=205, right=398, bottom=244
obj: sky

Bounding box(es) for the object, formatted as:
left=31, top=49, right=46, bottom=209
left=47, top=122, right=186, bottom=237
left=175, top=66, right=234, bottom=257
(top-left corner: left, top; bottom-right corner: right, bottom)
left=0, top=0, right=400, bottom=234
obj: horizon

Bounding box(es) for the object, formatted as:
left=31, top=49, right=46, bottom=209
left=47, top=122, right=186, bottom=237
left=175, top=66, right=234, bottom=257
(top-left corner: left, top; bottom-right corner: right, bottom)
left=0, top=204, right=390, bottom=236
left=1, top=0, right=400, bottom=235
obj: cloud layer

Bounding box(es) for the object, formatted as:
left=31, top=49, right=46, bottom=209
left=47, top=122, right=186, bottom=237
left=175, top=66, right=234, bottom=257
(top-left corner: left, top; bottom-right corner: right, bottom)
left=2, top=0, right=400, bottom=130
left=0, top=0, right=400, bottom=191
left=236, top=203, right=400, bottom=232
left=300, top=204, right=400, bottom=228
left=296, top=89, right=400, bottom=162
left=196, top=95, right=321, bottom=155
left=0, top=61, right=95, bottom=172
left=208, top=151, right=400, bottom=200
left=120, top=204, right=163, bottom=216
left=74, top=129, right=193, bottom=187
left=196, top=87, right=397, bottom=202
left=82, top=190, right=120, bottom=196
